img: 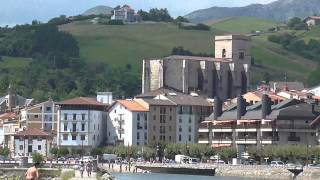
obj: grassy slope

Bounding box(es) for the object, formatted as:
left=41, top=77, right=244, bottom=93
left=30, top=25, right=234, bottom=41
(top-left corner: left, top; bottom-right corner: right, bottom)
left=0, top=56, right=32, bottom=69
left=60, top=20, right=317, bottom=85
left=209, top=17, right=280, bottom=34
left=60, top=21, right=220, bottom=70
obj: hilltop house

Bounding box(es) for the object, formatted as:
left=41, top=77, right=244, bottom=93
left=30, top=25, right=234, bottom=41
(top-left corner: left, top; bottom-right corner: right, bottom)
left=111, top=5, right=141, bottom=22
left=304, top=16, right=320, bottom=27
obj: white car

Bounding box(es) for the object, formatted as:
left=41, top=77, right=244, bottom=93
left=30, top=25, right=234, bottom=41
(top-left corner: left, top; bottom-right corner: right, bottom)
left=271, top=161, right=285, bottom=167
left=82, top=156, right=94, bottom=162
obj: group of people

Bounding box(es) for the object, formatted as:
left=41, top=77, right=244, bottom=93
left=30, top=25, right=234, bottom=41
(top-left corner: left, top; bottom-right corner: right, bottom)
left=79, top=161, right=93, bottom=178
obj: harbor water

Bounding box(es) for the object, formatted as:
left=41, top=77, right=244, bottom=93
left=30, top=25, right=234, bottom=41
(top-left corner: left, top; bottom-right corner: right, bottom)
left=113, top=173, right=259, bottom=180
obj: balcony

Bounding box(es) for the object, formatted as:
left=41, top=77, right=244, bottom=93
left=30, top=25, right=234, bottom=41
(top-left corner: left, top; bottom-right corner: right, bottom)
left=262, top=136, right=279, bottom=141
left=236, top=124, right=258, bottom=129
left=288, top=136, right=300, bottom=142
left=212, top=125, right=233, bottom=129
left=277, top=124, right=310, bottom=129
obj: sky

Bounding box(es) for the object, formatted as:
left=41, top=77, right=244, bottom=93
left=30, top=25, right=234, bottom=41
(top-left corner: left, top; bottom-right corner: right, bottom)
left=0, top=0, right=277, bottom=26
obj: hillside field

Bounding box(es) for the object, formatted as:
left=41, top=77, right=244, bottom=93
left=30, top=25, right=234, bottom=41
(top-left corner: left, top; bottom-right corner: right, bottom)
left=59, top=20, right=317, bottom=85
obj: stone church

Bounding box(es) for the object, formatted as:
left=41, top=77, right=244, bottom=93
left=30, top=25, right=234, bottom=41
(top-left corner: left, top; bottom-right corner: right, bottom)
left=142, top=35, right=251, bottom=100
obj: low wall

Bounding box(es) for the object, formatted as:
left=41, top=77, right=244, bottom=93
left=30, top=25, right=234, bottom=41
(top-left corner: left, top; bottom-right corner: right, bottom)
left=215, top=165, right=320, bottom=180
left=0, top=168, right=61, bottom=179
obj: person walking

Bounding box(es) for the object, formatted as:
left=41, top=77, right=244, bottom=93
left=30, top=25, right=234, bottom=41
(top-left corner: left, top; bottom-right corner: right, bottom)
left=25, top=162, right=40, bottom=180
left=86, top=161, right=93, bottom=177
left=79, top=161, right=85, bottom=178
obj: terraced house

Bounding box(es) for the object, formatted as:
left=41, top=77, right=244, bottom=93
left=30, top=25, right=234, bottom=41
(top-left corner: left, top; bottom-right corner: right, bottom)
left=199, top=95, right=320, bottom=151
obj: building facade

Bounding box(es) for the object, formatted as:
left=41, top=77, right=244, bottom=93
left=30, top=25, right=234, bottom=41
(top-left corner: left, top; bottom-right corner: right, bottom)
left=13, top=128, right=51, bottom=157
left=57, top=97, right=108, bottom=151
left=111, top=5, right=140, bottom=22
left=20, top=99, right=58, bottom=133
left=304, top=16, right=320, bottom=27
left=198, top=95, right=320, bottom=152
left=107, top=99, right=149, bottom=146
left=142, top=35, right=251, bottom=100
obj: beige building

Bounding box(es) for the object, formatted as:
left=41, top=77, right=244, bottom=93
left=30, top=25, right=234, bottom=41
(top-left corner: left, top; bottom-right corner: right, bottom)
left=142, top=35, right=251, bottom=100
left=137, top=88, right=213, bottom=144
left=20, top=99, right=58, bottom=133
left=0, top=112, right=20, bottom=153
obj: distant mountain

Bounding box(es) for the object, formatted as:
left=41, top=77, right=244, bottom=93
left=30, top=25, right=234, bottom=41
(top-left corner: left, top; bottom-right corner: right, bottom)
left=82, top=5, right=113, bottom=16
left=185, top=0, right=320, bottom=23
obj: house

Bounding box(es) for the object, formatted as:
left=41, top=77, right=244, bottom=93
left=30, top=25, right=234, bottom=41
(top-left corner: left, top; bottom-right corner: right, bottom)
left=241, top=91, right=285, bottom=105
left=0, top=85, right=33, bottom=113
left=304, top=16, right=320, bottom=27
left=269, top=81, right=304, bottom=93
left=111, top=5, right=141, bottom=22
left=13, top=128, right=52, bottom=157
left=198, top=95, right=320, bottom=152
left=107, top=99, right=149, bottom=146
left=0, top=112, right=20, bottom=153
left=137, top=88, right=213, bottom=144
left=142, top=35, right=251, bottom=100
left=20, top=99, right=58, bottom=133
left=56, top=94, right=110, bottom=152
left=308, top=85, right=320, bottom=97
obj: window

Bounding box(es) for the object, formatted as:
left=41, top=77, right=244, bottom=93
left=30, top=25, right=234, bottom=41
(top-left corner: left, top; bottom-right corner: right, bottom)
left=160, top=107, right=166, bottom=114
left=169, top=116, right=172, bottom=121
left=153, top=107, right=156, bottom=111
left=82, top=114, right=85, bottom=120
left=153, top=136, right=156, bottom=140
left=188, top=126, right=191, bottom=133
left=144, top=132, right=147, bottom=140
left=222, top=49, right=226, bottom=58
left=20, top=145, right=23, bottom=150
left=81, top=123, right=85, bottom=131
left=153, top=126, right=156, bottom=131
left=169, top=136, right=172, bottom=141
left=46, top=107, right=51, bottom=111
left=137, top=114, right=140, bottom=121
left=169, top=126, right=172, bottom=132
left=98, top=124, right=100, bottom=130
left=170, top=107, right=172, bottom=112
left=81, top=135, right=85, bottom=140
left=94, top=124, right=96, bottom=130
left=72, top=124, right=76, bottom=132
left=37, top=137, right=42, bottom=141
left=160, top=115, right=166, bottom=123
left=72, top=135, right=76, bottom=140
left=189, top=117, right=192, bottom=124
left=34, top=115, right=38, bottom=118
left=38, top=145, right=41, bottom=150
left=64, top=113, right=67, bottom=120
left=63, top=134, right=68, bottom=140
left=137, top=142, right=140, bottom=145
left=93, top=135, right=96, bottom=141
left=153, top=115, right=156, bottom=121
left=179, top=118, right=182, bottom=123
left=179, top=126, right=182, bottom=132
left=239, top=52, right=245, bottom=59
left=73, top=114, right=76, bottom=120
left=179, top=135, right=181, bottom=141
left=188, top=135, right=191, bottom=141
left=137, top=132, right=140, bottom=140
left=189, top=106, right=193, bottom=114
left=144, top=122, right=147, bottom=130
left=144, top=114, right=147, bottom=121
left=64, top=124, right=68, bottom=131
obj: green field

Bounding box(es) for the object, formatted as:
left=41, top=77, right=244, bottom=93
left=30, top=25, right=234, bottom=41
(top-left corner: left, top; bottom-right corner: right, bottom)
left=209, top=17, right=280, bottom=34
left=0, top=56, right=32, bottom=69
left=59, top=20, right=317, bottom=85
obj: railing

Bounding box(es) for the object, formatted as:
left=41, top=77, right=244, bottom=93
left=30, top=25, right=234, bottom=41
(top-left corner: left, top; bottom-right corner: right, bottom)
left=236, top=124, right=258, bottom=129
left=260, top=124, right=273, bottom=129
left=212, top=125, right=233, bottom=129
left=213, top=136, right=232, bottom=140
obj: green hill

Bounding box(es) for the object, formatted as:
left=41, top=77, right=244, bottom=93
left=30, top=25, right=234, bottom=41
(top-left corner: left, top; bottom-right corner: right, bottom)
left=59, top=21, right=317, bottom=85
left=209, top=17, right=281, bottom=34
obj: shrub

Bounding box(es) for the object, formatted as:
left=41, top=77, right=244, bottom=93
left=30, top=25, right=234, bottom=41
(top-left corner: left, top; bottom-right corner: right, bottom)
left=32, top=153, right=44, bottom=164
left=107, top=20, right=124, bottom=25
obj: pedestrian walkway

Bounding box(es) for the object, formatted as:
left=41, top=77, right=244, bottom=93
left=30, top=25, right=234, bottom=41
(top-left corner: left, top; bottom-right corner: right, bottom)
left=70, top=170, right=97, bottom=180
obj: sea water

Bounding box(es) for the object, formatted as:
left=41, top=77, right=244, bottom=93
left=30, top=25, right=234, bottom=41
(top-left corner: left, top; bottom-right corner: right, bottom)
left=113, top=173, right=258, bottom=180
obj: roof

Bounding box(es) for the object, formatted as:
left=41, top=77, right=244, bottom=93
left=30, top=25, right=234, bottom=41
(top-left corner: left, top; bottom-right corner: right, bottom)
left=14, top=128, right=50, bottom=137
left=164, top=55, right=231, bottom=62
left=57, top=97, right=105, bottom=106
left=117, top=100, right=148, bottom=112
left=142, top=98, right=176, bottom=106
left=0, top=112, right=19, bottom=120
left=269, top=81, right=304, bottom=91
left=137, top=88, right=212, bottom=107
left=305, top=16, right=320, bottom=21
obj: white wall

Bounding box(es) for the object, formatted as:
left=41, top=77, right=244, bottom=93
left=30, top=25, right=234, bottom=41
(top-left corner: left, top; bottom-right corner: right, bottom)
left=309, top=86, right=320, bottom=97
left=14, top=138, right=48, bottom=156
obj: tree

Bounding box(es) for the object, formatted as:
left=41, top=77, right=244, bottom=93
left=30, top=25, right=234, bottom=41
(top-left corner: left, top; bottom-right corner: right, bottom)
left=50, top=147, right=59, bottom=158
left=58, top=148, right=69, bottom=157
left=287, top=17, right=307, bottom=30
left=0, top=147, right=10, bottom=157
left=175, top=16, right=189, bottom=23
left=91, top=148, right=103, bottom=156
left=32, top=153, right=44, bottom=164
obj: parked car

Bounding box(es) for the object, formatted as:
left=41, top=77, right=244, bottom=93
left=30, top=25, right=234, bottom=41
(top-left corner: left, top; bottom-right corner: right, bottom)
left=271, top=161, right=285, bottom=167
left=213, top=160, right=226, bottom=164
left=82, top=156, right=94, bottom=162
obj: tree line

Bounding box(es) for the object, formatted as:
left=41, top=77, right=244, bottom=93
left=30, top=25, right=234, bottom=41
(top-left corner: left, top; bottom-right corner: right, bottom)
left=0, top=23, right=140, bottom=101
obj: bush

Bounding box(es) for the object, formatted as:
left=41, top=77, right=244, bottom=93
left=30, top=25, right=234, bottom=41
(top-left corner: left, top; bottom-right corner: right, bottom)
left=0, top=147, right=10, bottom=157
left=50, top=147, right=59, bottom=157
left=32, top=153, right=44, bottom=164
left=179, top=23, right=210, bottom=31
left=107, top=20, right=124, bottom=25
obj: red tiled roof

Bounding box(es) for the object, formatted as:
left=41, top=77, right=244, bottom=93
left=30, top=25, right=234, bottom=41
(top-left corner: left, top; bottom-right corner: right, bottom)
left=0, top=112, right=19, bottom=120
left=306, top=16, right=320, bottom=20
left=57, top=97, right=105, bottom=106
left=14, top=128, right=50, bottom=137
left=117, top=100, right=149, bottom=112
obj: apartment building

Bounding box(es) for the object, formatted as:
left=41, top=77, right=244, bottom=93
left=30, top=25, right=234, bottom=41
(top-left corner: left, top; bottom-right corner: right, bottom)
left=199, top=95, right=320, bottom=152
left=56, top=97, right=108, bottom=151
left=0, top=112, right=20, bottom=152
left=107, top=99, right=149, bottom=146
left=20, top=99, right=58, bottom=132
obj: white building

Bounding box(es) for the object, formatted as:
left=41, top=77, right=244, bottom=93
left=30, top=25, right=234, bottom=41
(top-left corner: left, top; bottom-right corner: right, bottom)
left=13, top=128, right=52, bottom=157
left=309, top=85, right=320, bottom=97
left=107, top=99, right=149, bottom=146
left=57, top=97, right=108, bottom=151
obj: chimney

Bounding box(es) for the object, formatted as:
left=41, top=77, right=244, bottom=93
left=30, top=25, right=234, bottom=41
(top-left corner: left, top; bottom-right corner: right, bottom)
left=262, top=94, right=271, bottom=119
left=237, top=95, right=246, bottom=120
left=214, top=96, right=223, bottom=119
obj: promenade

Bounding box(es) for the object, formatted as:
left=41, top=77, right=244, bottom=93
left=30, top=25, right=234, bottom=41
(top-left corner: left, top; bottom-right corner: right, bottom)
left=70, top=170, right=97, bottom=180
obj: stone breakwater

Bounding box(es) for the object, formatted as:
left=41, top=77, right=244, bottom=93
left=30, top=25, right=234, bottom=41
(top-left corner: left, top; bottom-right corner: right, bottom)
left=215, top=165, right=320, bottom=180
